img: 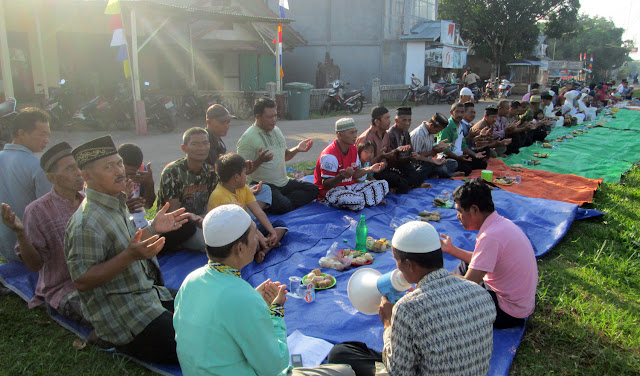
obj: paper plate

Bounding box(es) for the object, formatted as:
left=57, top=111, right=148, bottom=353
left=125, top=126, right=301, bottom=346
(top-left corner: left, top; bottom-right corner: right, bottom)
left=338, top=250, right=374, bottom=266
left=302, top=273, right=336, bottom=290
left=493, top=177, right=515, bottom=186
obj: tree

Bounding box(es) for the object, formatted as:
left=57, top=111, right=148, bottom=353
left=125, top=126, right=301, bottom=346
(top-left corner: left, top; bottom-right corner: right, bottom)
left=546, top=15, right=633, bottom=82
left=439, top=0, right=579, bottom=76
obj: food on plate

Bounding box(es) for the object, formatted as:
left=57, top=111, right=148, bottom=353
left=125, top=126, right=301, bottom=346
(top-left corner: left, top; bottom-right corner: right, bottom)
left=302, top=268, right=335, bottom=289
left=494, top=177, right=514, bottom=185
left=418, top=210, right=442, bottom=222
left=542, top=143, right=553, bottom=148
left=366, top=236, right=390, bottom=252
left=533, top=152, right=548, bottom=158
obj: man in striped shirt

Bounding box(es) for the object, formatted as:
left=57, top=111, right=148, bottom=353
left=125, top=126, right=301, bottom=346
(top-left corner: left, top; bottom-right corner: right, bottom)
left=329, top=221, right=496, bottom=376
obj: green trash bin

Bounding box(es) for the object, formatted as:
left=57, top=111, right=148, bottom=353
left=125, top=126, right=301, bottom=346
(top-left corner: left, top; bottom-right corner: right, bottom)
left=285, top=82, right=314, bottom=120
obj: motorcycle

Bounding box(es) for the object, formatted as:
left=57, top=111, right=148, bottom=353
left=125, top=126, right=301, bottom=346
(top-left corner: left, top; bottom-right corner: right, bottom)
left=465, top=82, right=481, bottom=103
left=427, top=80, right=460, bottom=104
left=401, top=74, right=430, bottom=106
left=45, top=79, right=74, bottom=129
left=320, top=80, right=365, bottom=115
left=0, top=97, right=18, bottom=150
left=483, top=78, right=498, bottom=100
left=498, top=79, right=515, bottom=98
left=69, top=95, right=114, bottom=130
left=110, top=83, right=134, bottom=130
left=143, top=82, right=177, bottom=132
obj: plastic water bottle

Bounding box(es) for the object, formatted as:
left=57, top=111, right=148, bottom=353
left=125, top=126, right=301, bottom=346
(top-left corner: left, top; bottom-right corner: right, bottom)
left=355, top=215, right=367, bottom=251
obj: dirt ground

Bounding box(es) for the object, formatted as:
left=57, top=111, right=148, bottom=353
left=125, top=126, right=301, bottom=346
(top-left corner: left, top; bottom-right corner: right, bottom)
left=48, top=101, right=496, bottom=181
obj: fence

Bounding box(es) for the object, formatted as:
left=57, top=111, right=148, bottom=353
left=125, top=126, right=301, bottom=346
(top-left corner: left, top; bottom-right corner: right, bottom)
left=379, top=84, right=409, bottom=104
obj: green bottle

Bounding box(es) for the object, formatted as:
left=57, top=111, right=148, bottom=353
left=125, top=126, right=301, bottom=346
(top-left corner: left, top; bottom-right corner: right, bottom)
left=355, top=215, right=368, bottom=251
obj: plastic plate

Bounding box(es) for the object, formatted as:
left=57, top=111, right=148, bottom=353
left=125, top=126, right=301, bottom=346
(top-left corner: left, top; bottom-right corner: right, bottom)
left=302, top=273, right=336, bottom=290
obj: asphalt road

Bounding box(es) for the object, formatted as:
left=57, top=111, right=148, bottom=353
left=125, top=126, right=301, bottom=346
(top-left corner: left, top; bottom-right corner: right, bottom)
left=49, top=100, right=497, bottom=182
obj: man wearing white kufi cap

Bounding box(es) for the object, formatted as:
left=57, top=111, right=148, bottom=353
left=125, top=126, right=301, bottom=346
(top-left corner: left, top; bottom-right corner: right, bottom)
left=328, top=221, right=495, bottom=376
left=314, top=118, right=389, bottom=211
left=174, top=204, right=355, bottom=376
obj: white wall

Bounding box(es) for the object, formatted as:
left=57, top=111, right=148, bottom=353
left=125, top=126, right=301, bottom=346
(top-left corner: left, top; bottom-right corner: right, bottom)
left=405, top=41, right=424, bottom=85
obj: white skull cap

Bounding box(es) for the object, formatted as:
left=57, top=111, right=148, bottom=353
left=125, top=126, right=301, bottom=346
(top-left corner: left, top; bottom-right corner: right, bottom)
left=392, top=221, right=441, bottom=253
left=203, top=204, right=252, bottom=247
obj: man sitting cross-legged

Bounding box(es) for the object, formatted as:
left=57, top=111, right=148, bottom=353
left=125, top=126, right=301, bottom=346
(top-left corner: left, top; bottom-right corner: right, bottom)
left=440, top=179, right=538, bottom=329
left=314, top=118, right=389, bottom=211
left=157, top=127, right=218, bottom=253
left=173, top=204, right=355, bottom=376
left=409, top=113, right=459, bottom=178
left=208, top=153, right=287, bottom=263
left=437, top=102, right=487, bottom=176
left=65, top=135, right=190, bottom=363
left=1, top=142, right=88, bottom=325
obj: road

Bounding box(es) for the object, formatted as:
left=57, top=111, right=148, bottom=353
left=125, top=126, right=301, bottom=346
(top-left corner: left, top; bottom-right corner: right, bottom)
left=48, top=101, right=496, bottom=181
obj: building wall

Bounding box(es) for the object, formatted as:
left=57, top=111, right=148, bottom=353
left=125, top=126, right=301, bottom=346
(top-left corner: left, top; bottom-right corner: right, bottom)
left=405, top=41, right=424, bottom=84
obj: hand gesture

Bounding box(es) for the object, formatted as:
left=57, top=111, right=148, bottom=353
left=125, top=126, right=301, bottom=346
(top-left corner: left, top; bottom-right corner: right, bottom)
left=266, top=229, right=278, bottom=247
left=132, top=163, right=154, bottom=186
left=474, top=151, right=486, bottom=159
left=126, top=197, right=146, bottom=214
left=378, top=296, right=394, bottom=327
left=257, top=147, right=274, bottom=163
left=125, top=179, right=135, bottom=199
left=430, top=157, right=446, bottom=166
left=396, top=145, right=411, bottom=153
left=479, top=127, right=492, bottom=137
left=433, top=139, right=451, bottom=153
left=410, top=152, right=421, bottom=161
left=273, top=284, right=288, bottom=306
left=369, top=162, right=385, bottom=174
left=152, top=202, right=190, bottom=233
left=501, top=138, right=513, bottom=146
left=245, top=159, right=255, bottom=173
left=250, top=182, right=263, bottom=195
left=338, top=167, right=355, bottom=179
left=461, top=155, right=472, bottom=162
left=125, top=229, right=165, bottom=260
left=256, top=279, right=281, bottom=305
left=439, top=233, right=455, bottom=254
left=1, top=203, right=24, bottom=235
left=296, top=139, right=313, bottom=153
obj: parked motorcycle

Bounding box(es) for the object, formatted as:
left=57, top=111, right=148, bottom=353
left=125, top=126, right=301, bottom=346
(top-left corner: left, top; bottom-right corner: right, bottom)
left=483, top=78, right=498, bottom=100
left=320, top=80, right=365, bottom=115
left=45, top=79, right=74, bottom=129
left=69, top=95, right=114, bottom=130
left=498, top=79, right=515, bottom=99
left=465, top=82, right=481, bottom=103
left=427, top=80, right=459, bottom=104
left=143, top=82, right=177, bottom=132
left=401, top=74, right=430, bottom=106
left=110, top=83, right=134, bottom=130
left=0, top=97, right=18, bottom=149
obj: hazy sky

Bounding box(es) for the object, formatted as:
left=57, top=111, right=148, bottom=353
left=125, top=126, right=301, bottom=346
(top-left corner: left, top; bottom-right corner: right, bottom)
left=578, top=0, right=639, bottom=60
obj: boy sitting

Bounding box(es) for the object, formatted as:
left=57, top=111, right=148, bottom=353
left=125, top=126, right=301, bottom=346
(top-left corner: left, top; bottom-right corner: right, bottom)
left=208, top=153, right=287, bottom=263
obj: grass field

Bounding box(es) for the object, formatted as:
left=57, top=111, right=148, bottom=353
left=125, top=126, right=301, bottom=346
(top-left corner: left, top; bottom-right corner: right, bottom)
left=1, top=165, right=639, bottom=375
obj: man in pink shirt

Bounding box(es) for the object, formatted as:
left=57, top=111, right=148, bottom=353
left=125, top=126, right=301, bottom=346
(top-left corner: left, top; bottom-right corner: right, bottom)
left=439, top=179, right=538, bottom=328
left=1, top=142, right=88, bottom=325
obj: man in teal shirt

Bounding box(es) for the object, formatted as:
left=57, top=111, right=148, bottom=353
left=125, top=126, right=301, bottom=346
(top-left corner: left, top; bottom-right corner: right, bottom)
left=174, top=204, right=354, bottom=376
left=437, top=102, right=487, bottom=176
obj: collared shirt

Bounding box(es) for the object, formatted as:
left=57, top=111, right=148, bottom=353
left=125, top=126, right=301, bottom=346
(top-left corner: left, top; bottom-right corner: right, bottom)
left=494, top=116, right=508, bottom=139
left=409, top=123, right=436, bottom=154
left=382, top=125, right=411, bottom=159
left=157, top=158, right=217, bottom=216
left=65, top=188, right=171, bottom=345
left=0, top=144, right=52, bottom=262
left=469, top=211, right=538, bottom=318
left=382, top=268, right=496, bottom=376
left=237, top=124, right=289, bottom=187
left=437, top=117, right=466, bottom=156
left=174, top=262, right=289, bottom=376
left=355, top=126, right=385, bottom=159
left=16, top=189, right=83, bottom=310
left=205, top=130, right=227, bottom=166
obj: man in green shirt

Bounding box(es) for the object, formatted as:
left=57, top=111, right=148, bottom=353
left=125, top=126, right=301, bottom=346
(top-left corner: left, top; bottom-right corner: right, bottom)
left=437, top=102, right=487, bottom=176
left=237, top=98, right=318, bottom=214
left=174, top=204, right=354, bottom=376
left=65, top=135, right=190, bottom=363
left=157, top=127, right=218, bottom=252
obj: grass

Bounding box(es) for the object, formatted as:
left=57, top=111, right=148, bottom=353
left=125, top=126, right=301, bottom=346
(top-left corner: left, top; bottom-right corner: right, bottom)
left=1, top=166, right=639, bottom=375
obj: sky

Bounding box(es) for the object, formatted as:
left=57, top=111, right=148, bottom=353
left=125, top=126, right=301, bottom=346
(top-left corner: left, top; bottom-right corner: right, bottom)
left=578, top=0, right=639, bottom=60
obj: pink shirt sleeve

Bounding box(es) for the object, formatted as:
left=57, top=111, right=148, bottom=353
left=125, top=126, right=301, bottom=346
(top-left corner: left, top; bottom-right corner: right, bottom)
left=468, top=234, right=501, bottom=273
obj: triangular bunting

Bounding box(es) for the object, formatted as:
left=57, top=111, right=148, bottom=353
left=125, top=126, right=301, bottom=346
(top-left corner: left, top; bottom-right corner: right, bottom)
left=104, top=0, right=121, bottom=15
left=116, top=45, right=128, bottom=62
left=108, top=14, right=123, bottom=30
left=110, top=29, right=126, bottom=47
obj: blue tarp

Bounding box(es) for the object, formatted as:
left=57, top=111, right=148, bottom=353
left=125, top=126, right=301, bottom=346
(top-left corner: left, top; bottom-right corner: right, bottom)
left=0, top=179, right=603, bottom=376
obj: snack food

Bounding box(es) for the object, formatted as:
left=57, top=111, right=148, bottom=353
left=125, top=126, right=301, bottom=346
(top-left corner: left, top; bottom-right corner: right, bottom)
left=542, top=143, right=553, bottom=148
left=302, top=268, right=336, bottom=289
left=494, top=177, right=514, bottom=185
left=511, top=164, right=525, bottom=169
left=340, top=249, right=374, bottom=266
left=366, top=236, right=390, bottom=252
left=418, top=210, right=442, bottom=222
left=533, top=152, right=548, bottom=158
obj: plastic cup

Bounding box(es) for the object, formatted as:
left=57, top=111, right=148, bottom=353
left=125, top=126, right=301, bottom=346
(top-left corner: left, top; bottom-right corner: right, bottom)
left=289, top=276, right=301, bottom=297
left=535, top=141, right=542, bottom=147
left=516, top=175, right=522, bottom=184
left=481, top=170, right=493, bottom=181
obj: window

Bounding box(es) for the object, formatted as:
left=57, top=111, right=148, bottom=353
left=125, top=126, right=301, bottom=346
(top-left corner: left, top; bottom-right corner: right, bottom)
left=412, top=0, right=436, bottom=27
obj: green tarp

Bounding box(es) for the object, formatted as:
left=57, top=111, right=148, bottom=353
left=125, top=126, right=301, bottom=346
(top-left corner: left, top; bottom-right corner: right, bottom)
left=501, top=109, right=640, bottom=183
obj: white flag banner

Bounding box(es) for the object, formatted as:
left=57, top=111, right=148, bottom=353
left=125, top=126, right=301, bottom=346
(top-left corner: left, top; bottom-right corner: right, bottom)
left=110, top=29, right=126, bottom=46
left=279, top=0, right=289, bottom=9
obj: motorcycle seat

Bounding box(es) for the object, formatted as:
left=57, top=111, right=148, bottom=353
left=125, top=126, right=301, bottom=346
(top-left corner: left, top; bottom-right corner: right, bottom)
left=344, top=89, right=363, bottom=97
left=417, top=86, right=430, bottom=94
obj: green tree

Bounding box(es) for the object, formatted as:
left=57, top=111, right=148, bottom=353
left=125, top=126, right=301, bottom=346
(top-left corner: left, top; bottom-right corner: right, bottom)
left=546, top=15, right=633, bottom=82
left=439, top=0, right=579, bottom=76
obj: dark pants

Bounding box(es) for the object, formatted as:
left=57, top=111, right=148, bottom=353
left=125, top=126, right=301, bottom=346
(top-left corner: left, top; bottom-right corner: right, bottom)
left=116, top=299, right=178, bottom=364
left=389, top=162, right=425, bottom=189
left=506, top=133, right=525, bottom=154
left=373, top=169, right=410, bottom=194
left=454, top=261, right=526, bottom=329
left=455, top=156, right=488, bottom=176
left=327, top=342, right=382, bottom=376
left=161, top=220, right=197, bottom=253
left=265, top=178, right=319, bottom=215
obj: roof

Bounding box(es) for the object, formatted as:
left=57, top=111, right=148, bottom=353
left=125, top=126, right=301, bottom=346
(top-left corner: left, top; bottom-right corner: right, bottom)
left=507, top=60, right=546, bottom=66
left=400, top=21, right=441, bottom=41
